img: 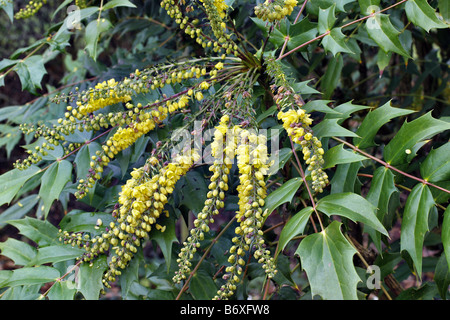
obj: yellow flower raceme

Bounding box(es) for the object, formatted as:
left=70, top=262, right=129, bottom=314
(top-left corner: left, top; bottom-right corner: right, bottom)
left=64, top=151, right=199, bottom=288
left=200, top=0, right=228, bottom=19
left=278, top=109, right=329, bottom=193
left=214, top=128, right=276, bottom=300
left=255, top=0, right=298, bottom=22
left=173, top=115, right=233, bottom=283
left=78, top=79, right=132, bottom=115
left=75, top=94, right=191, bottom=199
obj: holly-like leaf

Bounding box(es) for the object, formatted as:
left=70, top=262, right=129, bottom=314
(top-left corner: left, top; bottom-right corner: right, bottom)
left=59, top=210, right=114, bottom=234
left=316, top=192, right=388, bottom=236
left=376, top=49, right=392, bottom=76
left=330, top=162, right=363, bottom=194
left=313, top=118, right=360, bottom=139
left=0, top=238, right=37, bottom=266
left=7, top=217, right=59, bottom=247
left=47, top=281, right=77, bottom=300
left=3, top=266, right=60, bottom=287
left=366, top=14, right=411, bottom=58
left=74, top=142, right=102, bottom=181
left=177, top=170, right=208, bottom=214
left=0, top=0, right=14, bottom=22
left=0, top=165, right=40, bottom=206
left=318, top=4, right=337, bottom=34
left=263, top=178, right=303, bottom=219
left=150, top=216, right=177, bottom=271
left=29, top=245, right=85, bottom=266
left=302, top=99, right=340, bottom=114
left=276, top=207, right=313, bottom=258
left=420, top=142, right=450, bottom=183
left=38, top=160, right=72, bottom=218
left=434, top=254, right=450, bottom=300
left=324, top=100, right=369, bottom=124
left=286, top=18, right=318, bottom=52
left=384, top=112, right=450, bottom=166
left=365, top=167, right=398, bottom=251
left=353, top=100, right=415, bottom=149
left=322, top=28, right=354, bottom=56
left=296, top=221, right=360, bottom=300
left=323, top=143, right=368, bottom=169
left=14, top=56, right=48, bottom=94
left=405, top=0, right=447, bottom=32
left=320, top=54, right=343, bottom=99
left=78, top=255, right=108, bottom=300
left=0, top=194, right=39, bottom=228
left=189, top=268, right=218, bottom=300
left=85, top=18, right=113, bottom=60
left=400, top=183, right=435, bottom=278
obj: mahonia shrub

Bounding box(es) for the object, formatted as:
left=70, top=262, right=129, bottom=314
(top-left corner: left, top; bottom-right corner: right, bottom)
left=0, top=0, right=449, bottom=301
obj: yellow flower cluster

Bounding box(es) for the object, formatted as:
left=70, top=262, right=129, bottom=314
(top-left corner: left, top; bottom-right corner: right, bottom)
left=254, top=0, right=298, bottom=22
left=214, top=127, right=276, bottom=300
left=14, top=0, right=47, bottom=19
left=278, top=109, right=329, bottom=193
left=63, top=151, right=199, bottom=288
left=200, top=0, right=228, bottom=19
left=173, top=115, right=232, bottom=283
left=75, top=93, right=192, bottom=199
left=77, top=79, right=132, bottom=115
left=103, top=150, right=199, bottom=286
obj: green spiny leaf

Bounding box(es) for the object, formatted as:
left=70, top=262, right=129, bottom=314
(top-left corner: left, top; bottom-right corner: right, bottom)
left=38, top=160, right=72, bottom=218
left=29, top=245, right=85, bottom=266
left=78, top=255, right=108, bottom=300
left=47, top=281, right=77, bottom=300
left=320, top=54, right=344, bottom=99
left=0, top=165, right=40, bottom=206
left=102, top=0, right=137, bottom=10
left=316, top=192, right=388, bottom=236
left=322, top=28, right=354, bottom=56
left=263, top=178, right=303, bottom=219
left=296, top=221, right=360, bottom=300
left=365, top=166, right=398, bottom=251
left=85, top=18, right=113, bottom=60
left=400, top=183, right=435, bottom=278
left=3, top=266, right=60, bottom=287
left=366, top=14, right=411, bottom=58
left=318, top=4, right=337, bottom=33
left=323, top=143, right=368, bottom=169
left=313, top=118, right=360, bottom=139
left=384, top=112, right=450, bottom=166
left=324, top=100, right=369, bottom=124
left=276, top=207, right=313, bottom=258
left=302, top=99, right=340, bottom=114
left=353, top=100, right=415, bottom=149
left=405, top=0, right=447, bottom=32
left=8, top=217, right=59, bottom=247
left=420, top=141, right=450, bottom=183
left=0, top=238, right=37, bottom=266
